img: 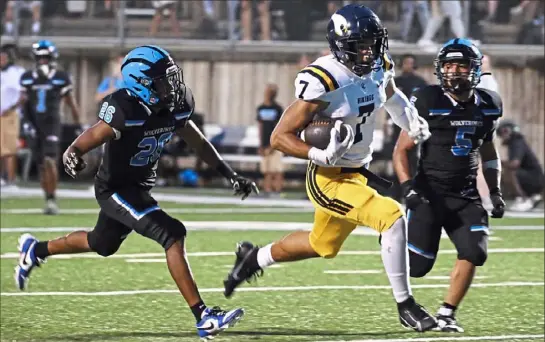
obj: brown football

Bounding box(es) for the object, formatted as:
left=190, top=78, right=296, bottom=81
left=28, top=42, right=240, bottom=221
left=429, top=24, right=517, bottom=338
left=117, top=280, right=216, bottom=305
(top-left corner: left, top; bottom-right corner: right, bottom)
left=302, top=116, right=348, bottom=150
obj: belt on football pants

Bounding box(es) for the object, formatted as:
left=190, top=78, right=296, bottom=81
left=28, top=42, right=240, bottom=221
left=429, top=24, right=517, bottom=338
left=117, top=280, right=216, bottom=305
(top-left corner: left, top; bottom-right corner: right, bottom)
left=340, top=166, right=393, bottom=190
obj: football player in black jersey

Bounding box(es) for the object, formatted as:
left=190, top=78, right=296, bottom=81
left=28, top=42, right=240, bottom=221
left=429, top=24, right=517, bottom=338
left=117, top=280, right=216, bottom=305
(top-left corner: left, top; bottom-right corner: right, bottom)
left=393, top=39, right=505, bottom=333
left=19, top=40, right=82, bottom=215
left=15, top=45, right=258, bottom=339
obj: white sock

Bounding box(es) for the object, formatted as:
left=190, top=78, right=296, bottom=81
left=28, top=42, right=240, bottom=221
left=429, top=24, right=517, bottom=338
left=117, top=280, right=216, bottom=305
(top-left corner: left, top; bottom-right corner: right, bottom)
left=5, top=22, right=13, bottom=34
left=438, top=305, right=454, bottom=317
left=257, top=243, right=275, bottom=269
left=380, top=217, right=412, bottom=303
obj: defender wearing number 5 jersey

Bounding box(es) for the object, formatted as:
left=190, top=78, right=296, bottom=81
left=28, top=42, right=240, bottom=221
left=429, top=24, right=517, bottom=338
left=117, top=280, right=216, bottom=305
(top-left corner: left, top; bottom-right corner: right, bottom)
left=393, top=39, right=505, bottom=333
left=224, top=4, right=436, bottom=332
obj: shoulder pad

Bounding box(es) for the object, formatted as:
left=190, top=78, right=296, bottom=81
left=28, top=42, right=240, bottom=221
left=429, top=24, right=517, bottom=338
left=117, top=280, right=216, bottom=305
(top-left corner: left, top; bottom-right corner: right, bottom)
left=477, top=88, right=503, bottom=117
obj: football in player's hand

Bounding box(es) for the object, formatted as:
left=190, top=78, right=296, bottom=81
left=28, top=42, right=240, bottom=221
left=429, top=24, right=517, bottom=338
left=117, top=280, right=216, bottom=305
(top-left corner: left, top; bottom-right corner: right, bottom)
left=302, top=116, right=348, bottom=150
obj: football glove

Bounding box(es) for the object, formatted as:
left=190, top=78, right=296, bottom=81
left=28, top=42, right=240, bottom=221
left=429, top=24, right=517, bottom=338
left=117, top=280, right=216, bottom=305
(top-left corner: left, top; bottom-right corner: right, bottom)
left=408, top=115, right=431, bottom=145
left=230, top=175, right=259, bottom=200
left=401, top=181, right=429, bottom=210
left=63, top=151, right=87, bottom=179
left=490, top=191, right=505, bottom=218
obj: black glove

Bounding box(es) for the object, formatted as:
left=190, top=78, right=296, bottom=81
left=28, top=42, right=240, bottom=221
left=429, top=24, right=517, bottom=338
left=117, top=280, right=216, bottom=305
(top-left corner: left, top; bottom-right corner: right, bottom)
left=63, top=151, right=87, bottom=179
left=230, top=174, right=259, bottom=200
left=401, top=181, right=429, bottom=210
left=490, top=190, right=505, bottom=218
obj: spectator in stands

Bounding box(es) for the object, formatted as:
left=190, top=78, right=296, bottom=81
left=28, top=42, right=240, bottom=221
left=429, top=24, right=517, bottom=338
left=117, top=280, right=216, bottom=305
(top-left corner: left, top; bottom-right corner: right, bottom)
left=400, top=1, right=429, bottom=43
left=417, top=0, right=466, bottom=50
left=149, top=0, right=180, bottom=37
left=384, top=54, right=427, bottom=200
left=0, top=44, right=25, bottom=189
left=497, top=120, right=544, bottom=212
left=240, top=0, right=271, bottom=40
left=94, top=53, right=125, bottom=104
left=257, top=83, right=284, bottom=197
left=4, top=0, right=42, bottom=35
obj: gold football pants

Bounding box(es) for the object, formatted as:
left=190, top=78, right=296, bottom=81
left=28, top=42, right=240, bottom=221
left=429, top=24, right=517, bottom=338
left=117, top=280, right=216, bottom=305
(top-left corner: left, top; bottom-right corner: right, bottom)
left=305, top=163, right=403, bottom=258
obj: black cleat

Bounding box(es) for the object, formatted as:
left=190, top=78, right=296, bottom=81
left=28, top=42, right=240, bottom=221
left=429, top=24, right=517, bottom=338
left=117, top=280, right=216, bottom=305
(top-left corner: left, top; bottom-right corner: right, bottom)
left=223, top=241, right=263, bottom=298
left=433, top=315, right=465, bottom=333
left=398, top=297, right=438, bottom=332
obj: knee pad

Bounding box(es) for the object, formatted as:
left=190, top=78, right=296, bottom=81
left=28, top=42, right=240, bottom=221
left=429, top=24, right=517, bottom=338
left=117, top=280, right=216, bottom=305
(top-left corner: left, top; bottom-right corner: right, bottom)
left=87, top=230, right=124, bottom=257
left=135, top=211, right=187, bottom=250
left=459, top=247, right=488, bottom=267
left=409, top=250, right=436, bottom=278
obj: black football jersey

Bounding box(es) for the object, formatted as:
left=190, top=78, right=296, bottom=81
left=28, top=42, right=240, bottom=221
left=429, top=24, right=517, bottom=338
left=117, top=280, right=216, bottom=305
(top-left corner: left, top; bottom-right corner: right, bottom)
left=94, top=89, right=194, bottom=195
left=411, top=85, right=502, bottom=198
left=20, top=69, right=72, bottom=124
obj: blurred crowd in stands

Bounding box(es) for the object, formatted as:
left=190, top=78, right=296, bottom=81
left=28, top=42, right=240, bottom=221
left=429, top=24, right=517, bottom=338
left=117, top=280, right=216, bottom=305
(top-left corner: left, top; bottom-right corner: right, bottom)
left=2, top=0, right=544, bottom=45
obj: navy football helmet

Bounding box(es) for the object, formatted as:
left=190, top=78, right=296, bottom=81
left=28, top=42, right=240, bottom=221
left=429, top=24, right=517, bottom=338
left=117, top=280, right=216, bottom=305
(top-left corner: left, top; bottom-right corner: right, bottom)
left=326, top=4, right=388, bottom=75
left=435, top=38, right=483, bottom=94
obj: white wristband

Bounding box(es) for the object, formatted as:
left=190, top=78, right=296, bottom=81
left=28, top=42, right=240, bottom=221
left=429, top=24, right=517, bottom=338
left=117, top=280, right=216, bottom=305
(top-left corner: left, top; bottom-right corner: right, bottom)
left=308, top=147, right=329, bottom=165
left=483, top=159, right=501, bottom=171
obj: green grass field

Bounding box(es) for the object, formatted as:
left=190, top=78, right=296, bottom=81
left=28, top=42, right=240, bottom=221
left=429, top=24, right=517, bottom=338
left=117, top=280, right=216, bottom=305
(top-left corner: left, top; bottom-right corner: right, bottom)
left=1, top=196, right=544, bottom=342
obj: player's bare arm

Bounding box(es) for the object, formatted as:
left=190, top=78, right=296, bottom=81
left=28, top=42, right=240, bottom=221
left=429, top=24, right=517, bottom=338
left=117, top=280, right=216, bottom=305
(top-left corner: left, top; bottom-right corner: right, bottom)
left=270, top=98, right=327, bottom=159
left=393, top=130, right=429, bottom=209
left=177, top=119, right=226, bottom=169
left=393, top=130, right=416, bottom=184
left=64, top=92, right=82, bottom=125
left=179, top=120, right=259, bottom=199
left=63, top=121, right=115, bottom=178
left=480, top=141, right=506, bottom=218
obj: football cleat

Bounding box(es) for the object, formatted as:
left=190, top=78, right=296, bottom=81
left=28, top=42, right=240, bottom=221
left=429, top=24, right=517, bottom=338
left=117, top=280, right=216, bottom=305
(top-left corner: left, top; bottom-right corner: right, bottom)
left=433, top=315, right=465, bottom=333
left=223, top=241, right=263, bottom=298
left=14, top=234, right=45, bottom=290
left=398, top=297, right=437, bottom=332
left=196, top=306, right=244, bottom=340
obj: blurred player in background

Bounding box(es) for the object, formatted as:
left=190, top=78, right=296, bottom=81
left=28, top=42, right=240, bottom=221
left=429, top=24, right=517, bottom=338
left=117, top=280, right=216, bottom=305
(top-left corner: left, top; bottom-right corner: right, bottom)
left=19, top=40, right=82, bottom=215
left=224, top=4, right=437, bottom=332
left=1, top=44, right=25, bottom=189
left=15, top=45, right=258, bottom=339
left=393, top=39, right=505, bottom=333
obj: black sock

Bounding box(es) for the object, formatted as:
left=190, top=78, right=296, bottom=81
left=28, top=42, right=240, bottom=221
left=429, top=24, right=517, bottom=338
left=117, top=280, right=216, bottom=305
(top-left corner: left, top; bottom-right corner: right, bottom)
left=46, top=193, right=55, bottom=201
left=190, top=301, right=207, bottom=322
left=34, top=241, right=50, bottom=259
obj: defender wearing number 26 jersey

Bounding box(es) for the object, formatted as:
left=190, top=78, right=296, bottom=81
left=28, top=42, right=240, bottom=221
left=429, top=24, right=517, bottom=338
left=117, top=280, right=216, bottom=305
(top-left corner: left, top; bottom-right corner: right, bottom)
left=94, top=89, right=193, bottom=197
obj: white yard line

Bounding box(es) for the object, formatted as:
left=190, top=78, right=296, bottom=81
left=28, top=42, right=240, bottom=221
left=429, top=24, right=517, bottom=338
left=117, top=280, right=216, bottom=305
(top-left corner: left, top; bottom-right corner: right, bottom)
left=0, top=222, right=537, bottom=234
left=2, top=186, right=543, bottom=218
left=324, top=270, right=383, bottom=274
left=315, top=334, right=545, bottom=342
left=1, top=282, right=543, bottom=296
left=2, top=248, right=542, bottom=260
left=0, top=208, right=313, bottom=214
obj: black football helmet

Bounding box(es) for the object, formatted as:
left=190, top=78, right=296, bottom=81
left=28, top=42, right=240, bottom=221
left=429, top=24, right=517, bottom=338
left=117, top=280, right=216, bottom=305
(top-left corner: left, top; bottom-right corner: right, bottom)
left=32, top=40, right=59, bottom=77
left=326, top=4, right=388, bottom=76
left=434, top=38, right=483, bottom=94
